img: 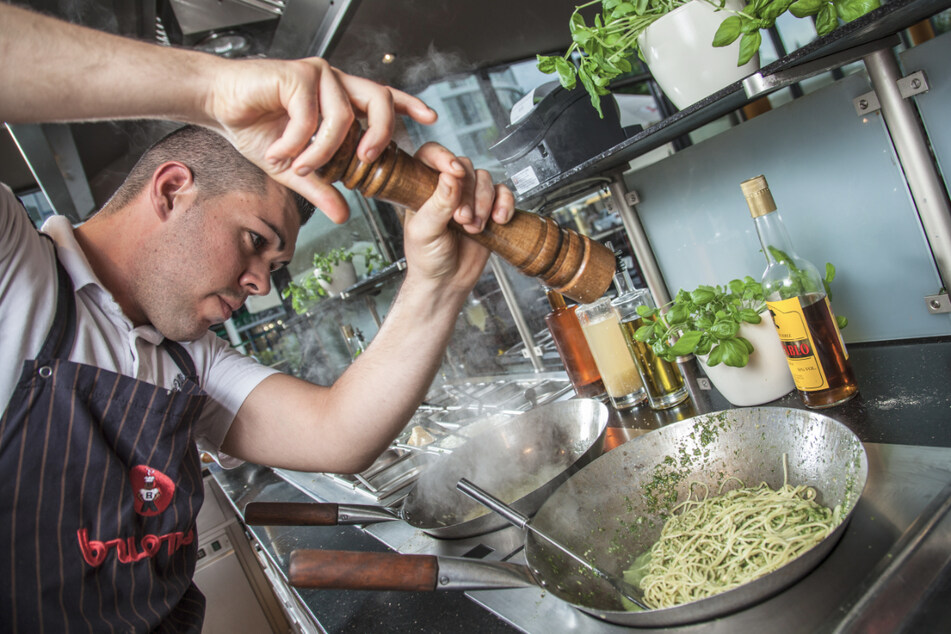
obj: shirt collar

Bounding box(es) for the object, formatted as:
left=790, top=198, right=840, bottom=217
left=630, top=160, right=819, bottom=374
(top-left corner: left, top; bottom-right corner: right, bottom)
left=40, top=215, right=165, bottom=344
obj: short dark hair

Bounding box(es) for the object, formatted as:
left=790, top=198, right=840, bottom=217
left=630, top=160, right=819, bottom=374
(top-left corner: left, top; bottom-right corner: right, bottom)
left=106, top=125, right=315, bottom=224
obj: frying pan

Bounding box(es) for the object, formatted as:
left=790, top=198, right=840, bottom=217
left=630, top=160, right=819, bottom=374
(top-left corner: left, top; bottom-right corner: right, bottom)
left=287, top=407, right=868, bottom=627
left=246, top=398, right=608, bottom=539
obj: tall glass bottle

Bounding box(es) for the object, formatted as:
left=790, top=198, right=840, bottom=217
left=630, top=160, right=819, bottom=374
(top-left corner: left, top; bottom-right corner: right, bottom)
left=611, top=265, right=689, bottom=410
left=543, top=289, right=606, bottom=398
left=741, top=175, right=858, bottom=408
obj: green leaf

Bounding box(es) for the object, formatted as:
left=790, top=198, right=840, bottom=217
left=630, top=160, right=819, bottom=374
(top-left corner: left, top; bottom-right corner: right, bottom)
left=712, top=16, right=742, bottom=47
left=667, top=303, right=691, bottom=326
left=737, top=30, right=762, bottom=66
left=762, top=0, right=796, bottom=21
left=790, top=0, right=825, bottom=16
left=536, top=55, right=558, bottom=74
left=707, top=343, right=725, bottom=366
left=837, top=315, right=848, bottom=329
left=669, top=330, right=703, bottom=356
left=824, top=262, right=837, bottom=284
left=634, top=323, right=655, bottom=341
left=555, top=57, right=578, bottom=90
left=834, top=0, right=879, bottom=22
left=710, top=319, right=739, bottom=339
left=815, top=3, right=839, bottom=35
left=719, top=339, right=751, bottom=367
left=738, top=308, right=762, bottom=324
left=691, top=287, right=716, bottom=305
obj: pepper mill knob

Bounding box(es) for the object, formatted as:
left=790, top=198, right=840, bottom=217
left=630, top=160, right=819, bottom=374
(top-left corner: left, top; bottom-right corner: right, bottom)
left=317, top=121, right=615, bottom=304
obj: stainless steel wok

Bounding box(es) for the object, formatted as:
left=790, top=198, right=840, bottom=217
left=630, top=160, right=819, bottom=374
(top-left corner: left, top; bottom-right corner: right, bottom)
left=287, top=407, right=868, bottom=627
left=246, top=398, right=608, bottom=539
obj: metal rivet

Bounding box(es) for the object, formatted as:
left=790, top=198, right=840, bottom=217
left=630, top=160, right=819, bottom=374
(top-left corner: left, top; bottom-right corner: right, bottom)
left=38, top=366, right=53, bottom=378
left=930, top=299, right=942, bottom=310
left=858, top=99, right=869, bottom=110
left=438, top=576, right=450, bottom=586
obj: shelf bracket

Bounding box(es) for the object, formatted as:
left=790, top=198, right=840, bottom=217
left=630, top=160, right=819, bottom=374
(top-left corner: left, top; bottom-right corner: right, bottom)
left=743, top=35, right=900, bottom=99
left=925, top=291, right=950, bottom=315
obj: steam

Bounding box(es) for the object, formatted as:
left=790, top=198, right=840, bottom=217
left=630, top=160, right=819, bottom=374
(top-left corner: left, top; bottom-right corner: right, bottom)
left=406, top=402, right=595, bottom=530
left=400, top=43, right=473, bottom=90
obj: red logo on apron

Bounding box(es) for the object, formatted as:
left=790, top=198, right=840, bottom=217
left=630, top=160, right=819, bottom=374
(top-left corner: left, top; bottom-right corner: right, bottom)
left=130, top=465, right=174, bottom=516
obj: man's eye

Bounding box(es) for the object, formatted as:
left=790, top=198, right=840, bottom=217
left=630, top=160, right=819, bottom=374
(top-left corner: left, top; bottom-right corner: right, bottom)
left=269, top=262, right=285, bottom=273
left=249, top=232, right=265, bottom=249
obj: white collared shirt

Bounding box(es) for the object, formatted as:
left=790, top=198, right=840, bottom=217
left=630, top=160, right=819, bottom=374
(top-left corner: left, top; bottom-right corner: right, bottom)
left=0, top=185, right=278, bottom=465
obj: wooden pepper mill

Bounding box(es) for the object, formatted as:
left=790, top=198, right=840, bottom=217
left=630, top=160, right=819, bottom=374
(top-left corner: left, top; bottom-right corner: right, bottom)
left=316, top=122, right=616, bottom=304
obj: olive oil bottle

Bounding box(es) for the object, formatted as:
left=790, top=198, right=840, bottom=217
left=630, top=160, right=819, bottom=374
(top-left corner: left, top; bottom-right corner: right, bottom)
left=742, top=175, right=858, bottom=408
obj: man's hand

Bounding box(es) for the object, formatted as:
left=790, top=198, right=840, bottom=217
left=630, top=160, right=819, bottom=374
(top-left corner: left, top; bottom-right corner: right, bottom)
left=399, top=143, right=515, bottom=295
left=206, top=58, right=437, bottom=223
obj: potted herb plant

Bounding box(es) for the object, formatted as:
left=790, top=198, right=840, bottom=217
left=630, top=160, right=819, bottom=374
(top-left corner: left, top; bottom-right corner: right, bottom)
left=538, top=0, right=880, bottom=113
left=712, top=0, right=881, bottom=66
left=537, top=0, right=761, bottom=113
left=282, top=246, right=386, bottom=314
left=633, top=266, right=844, bottom=406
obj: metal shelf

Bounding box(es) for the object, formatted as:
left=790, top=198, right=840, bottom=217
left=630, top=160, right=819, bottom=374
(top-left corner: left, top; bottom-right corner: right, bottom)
left=517, top=0, right=951, bottom=207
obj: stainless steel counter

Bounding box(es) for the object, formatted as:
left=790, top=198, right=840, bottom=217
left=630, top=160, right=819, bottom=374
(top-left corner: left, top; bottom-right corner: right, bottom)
left=210, top=338, right=951, bottom=632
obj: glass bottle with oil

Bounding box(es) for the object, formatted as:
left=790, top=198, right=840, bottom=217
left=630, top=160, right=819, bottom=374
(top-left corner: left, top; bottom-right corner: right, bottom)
left=742, top=175, right=858, bottom=408
left=611, top=265, right=689, bottom=410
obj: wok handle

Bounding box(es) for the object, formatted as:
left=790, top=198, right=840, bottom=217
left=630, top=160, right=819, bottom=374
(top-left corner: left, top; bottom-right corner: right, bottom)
left=457, top=478, right=529, bottom=528
left=289, top=549, right=438, bottom=591
left=244, top=502, right=397, bottom=526
left=244, top=502, right=339, bottom=525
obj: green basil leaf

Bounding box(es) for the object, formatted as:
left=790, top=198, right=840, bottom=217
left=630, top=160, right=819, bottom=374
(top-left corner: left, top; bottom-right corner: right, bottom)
left=763, top=0, right=796, bottom=20
left=815, top=3, right=839, bottom=35
left=738, top=308, right=762, bottom=324
left=670, top=330, right=702, bottom=356
left=555, top=57, right=577, bottom=90
left=835, top=0, right=880, bottom=22
left=720, top=339, right=750, bottom=367
left=737, top=336, right=754, bottom=354
left=737, top=30, right=762, bottom=66
left=667, top=303, right=690, bottom=325
left=707, top=343, right=725, bottom=366
left=536, top=55, right=558, bottom=74
left=710, top=320, right=739, bottom=339
left=691, top=287, right=716, bottom=304
left=634, top=323, right=655, bottom=341
left=790, top=0, right=824, bottom=16
left=712, top=16, right=742, bottom=47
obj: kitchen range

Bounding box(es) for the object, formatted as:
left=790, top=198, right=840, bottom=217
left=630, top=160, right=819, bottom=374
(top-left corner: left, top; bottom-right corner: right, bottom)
left=210, top=339, right=951, bottom=632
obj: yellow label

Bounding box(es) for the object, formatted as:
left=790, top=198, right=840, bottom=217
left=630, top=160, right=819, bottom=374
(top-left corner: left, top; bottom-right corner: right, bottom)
left=766, top=296, right=829, bottom=391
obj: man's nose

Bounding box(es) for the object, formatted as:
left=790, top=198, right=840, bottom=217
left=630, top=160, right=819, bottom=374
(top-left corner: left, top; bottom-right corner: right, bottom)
left=241, top=261, right=272, bottom=296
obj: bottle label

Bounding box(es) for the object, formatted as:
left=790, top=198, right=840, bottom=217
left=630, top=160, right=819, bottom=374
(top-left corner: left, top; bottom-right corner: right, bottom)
left=766, top=296, right=829, bottom=391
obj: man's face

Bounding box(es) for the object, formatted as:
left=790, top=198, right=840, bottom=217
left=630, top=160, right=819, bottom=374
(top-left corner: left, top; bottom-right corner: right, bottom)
left=133, top=181, right=299, bottom=342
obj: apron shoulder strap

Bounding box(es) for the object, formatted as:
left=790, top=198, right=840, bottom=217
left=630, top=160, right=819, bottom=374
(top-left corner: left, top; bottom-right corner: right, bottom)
left=162, top=339, right=200, bottom=387
left=37, top=242, right=78, bottom=361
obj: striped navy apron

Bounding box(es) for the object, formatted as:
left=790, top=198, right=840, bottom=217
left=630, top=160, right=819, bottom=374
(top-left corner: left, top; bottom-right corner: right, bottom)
left=0, top=240, right=209, bottom=632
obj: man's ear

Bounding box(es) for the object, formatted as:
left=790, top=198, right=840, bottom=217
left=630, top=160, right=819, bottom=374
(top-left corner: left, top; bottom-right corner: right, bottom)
left=150, top=162, right=195, bottom=221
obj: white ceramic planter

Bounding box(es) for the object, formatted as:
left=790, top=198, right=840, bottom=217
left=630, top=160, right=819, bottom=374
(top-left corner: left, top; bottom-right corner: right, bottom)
left=698, top=311, right=795, bottom=407
left=637, top=0, right=760, bottom=110
left=316, top=260, right=357, bottom=297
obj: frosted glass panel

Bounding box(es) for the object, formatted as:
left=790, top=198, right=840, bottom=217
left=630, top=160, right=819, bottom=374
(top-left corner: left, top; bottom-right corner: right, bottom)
left=624, top=69, right=951, bottom=343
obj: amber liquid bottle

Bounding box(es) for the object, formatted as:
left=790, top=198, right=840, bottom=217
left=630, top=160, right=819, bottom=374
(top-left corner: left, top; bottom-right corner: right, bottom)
left=742, top=175, right=858, bottom=408
left=543, top=289, right=606, bottom=398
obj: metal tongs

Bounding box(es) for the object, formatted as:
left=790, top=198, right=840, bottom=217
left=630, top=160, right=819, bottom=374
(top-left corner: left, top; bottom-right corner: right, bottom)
left=457, top=478, right=649, bottom=610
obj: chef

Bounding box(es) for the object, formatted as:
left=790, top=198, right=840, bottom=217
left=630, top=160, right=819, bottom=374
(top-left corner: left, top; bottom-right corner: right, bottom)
left=0, top=4, right=514, bottom=632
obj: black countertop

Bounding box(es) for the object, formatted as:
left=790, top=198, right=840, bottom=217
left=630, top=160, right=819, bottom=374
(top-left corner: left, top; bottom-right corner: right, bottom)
left=211, top=336, right=951, bottom=632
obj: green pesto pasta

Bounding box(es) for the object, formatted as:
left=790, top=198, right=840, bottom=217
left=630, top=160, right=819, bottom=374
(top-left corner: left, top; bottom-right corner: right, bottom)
left=626, top=468, right=842, bottom=610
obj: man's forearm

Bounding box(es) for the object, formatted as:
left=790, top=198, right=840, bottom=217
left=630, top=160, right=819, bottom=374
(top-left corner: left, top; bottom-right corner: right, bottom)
left=0, top=3, right=218, bottom=125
